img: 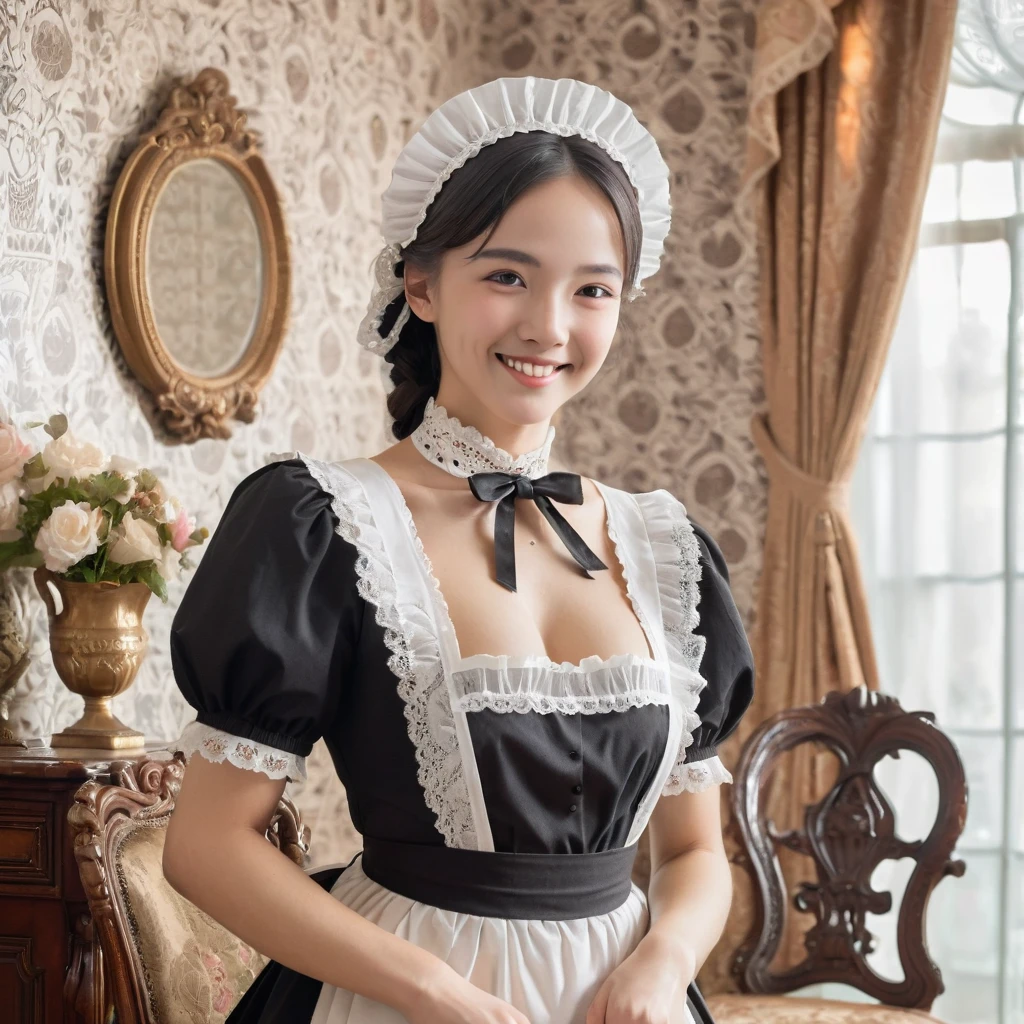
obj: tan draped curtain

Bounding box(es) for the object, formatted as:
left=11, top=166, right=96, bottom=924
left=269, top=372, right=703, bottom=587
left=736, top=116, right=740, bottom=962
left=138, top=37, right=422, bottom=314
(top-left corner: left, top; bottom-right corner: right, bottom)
left=697, top=0, right=959, bottom=993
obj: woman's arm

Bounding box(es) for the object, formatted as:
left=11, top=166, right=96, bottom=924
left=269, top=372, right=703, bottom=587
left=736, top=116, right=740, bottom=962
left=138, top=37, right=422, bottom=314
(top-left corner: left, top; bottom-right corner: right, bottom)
left=163, top=755, right=464, bottom=1019
left=584, top=785, right=732, bottom=1023
left=642, top=785, right=733, bottom=971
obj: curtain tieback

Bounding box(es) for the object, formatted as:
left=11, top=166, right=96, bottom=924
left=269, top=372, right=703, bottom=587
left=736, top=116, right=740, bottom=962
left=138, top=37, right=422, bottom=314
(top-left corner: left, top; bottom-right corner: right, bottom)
left=751, top=413, right=849, bottom=516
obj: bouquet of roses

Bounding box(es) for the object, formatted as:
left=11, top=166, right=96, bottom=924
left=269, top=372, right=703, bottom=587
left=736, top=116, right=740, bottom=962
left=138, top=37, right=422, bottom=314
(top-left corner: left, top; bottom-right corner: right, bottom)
left=0, top=413, right=208, bottom=602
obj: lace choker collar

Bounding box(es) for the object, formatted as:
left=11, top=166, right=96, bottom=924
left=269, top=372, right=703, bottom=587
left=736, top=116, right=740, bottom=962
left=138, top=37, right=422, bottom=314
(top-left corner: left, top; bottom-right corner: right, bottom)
left=410, top=396, right=556, bottom=480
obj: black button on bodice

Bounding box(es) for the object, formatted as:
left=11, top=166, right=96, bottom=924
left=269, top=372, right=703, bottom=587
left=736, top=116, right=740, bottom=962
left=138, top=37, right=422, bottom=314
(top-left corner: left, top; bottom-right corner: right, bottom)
left=572, top=784, right=582, bottom=794
left=569, top=804, right=578, bottom=812
left=568, top=750, right=579, bottom=760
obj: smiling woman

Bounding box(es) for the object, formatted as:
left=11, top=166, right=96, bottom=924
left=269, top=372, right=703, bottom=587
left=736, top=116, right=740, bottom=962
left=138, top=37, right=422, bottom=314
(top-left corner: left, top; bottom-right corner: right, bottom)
left=379, top=129, right=644, bottom=442
left=166, top=76, right=751, bottom=1024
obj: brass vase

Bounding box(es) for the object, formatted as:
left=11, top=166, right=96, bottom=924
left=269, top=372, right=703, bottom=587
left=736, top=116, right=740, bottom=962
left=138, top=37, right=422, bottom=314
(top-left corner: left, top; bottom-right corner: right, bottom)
left=33, top=567, right=151, bottom=749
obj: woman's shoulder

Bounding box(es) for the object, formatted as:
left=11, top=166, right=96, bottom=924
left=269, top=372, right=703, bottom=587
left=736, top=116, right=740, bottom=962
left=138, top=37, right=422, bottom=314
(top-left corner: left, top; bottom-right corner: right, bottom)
left=250, top=451, right=373, bottom=505
left=216, top=452, right=374, bottom=548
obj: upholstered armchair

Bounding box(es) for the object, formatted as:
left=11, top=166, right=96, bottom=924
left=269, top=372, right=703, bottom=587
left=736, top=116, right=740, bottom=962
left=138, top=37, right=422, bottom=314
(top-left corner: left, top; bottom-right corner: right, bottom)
left=708, top=686, right=968, bottom=1023
left=68, top=752, right=309, bottom=1024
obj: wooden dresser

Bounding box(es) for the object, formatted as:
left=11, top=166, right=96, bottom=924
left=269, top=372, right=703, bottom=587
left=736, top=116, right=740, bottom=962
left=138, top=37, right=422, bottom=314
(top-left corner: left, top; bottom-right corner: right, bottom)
left=0, top=743, right=172, bottom=1024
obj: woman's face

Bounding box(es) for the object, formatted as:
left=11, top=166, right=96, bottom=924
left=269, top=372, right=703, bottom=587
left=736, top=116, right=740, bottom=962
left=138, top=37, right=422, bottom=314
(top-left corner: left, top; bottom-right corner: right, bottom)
left=403, top=174, right=627, bottom=439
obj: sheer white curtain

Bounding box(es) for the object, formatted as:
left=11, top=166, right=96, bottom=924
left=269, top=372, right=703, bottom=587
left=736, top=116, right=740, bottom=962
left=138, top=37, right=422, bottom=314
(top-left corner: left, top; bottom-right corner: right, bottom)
left=847, top=81, right=1024, bottom=1024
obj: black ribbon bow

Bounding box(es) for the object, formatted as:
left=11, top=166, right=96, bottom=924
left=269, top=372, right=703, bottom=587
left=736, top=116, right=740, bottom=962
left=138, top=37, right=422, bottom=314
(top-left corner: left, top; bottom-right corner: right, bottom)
left=467, top=471, right=608, bottom=593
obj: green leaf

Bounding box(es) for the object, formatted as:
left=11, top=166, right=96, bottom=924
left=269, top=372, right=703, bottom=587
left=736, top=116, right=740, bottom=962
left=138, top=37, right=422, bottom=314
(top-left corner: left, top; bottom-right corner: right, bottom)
left=45, top=414, right=68, bottom=440
left=80, top=565, right=97, bottom=583
left=135, top=562, right=168, bottom=603
left=0, top=537, right=41, bottom=571
left=83, top=471, right=127, bottom=505
left=22, top=453, right=47, bottom=479
left=4, top=550, right=44, bottom=569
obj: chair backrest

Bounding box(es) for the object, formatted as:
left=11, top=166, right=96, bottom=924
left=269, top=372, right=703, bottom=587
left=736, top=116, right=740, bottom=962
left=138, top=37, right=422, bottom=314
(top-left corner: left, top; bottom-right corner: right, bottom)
left=727, top=685, right=967, bottom=1010
left=68, top=752, right=310, bottom=1024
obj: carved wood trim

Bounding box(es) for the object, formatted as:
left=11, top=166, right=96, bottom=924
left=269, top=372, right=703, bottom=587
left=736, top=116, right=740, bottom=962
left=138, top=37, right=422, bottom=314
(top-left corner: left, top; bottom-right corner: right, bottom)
left=728, top=686, right=968, bottom=1010
left=67, top=753, right=309, bottom=1024
left=64, top=909, right=106, bottom=1024
left=0, top=934, right=44, bottom=1024
left=104, top=67, right=290, bottom=442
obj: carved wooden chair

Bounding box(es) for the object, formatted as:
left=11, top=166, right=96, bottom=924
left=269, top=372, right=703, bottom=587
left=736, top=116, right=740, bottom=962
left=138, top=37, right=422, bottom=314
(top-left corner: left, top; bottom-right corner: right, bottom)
left=68, top=752, right=310, bottom=1024
left=707, top=686, right=968, bottom=1024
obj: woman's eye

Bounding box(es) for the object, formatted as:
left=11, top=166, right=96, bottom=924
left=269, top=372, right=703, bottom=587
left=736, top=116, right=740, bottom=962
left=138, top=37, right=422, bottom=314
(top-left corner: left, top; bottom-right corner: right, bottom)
left=487, top=273, right=614, bottom=299
left=489, top=271, right=524, bottom=287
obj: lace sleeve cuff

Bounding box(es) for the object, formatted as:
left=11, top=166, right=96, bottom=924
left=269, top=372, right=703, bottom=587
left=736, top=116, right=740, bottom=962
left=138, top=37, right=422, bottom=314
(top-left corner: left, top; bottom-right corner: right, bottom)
left=661, top=753, right=733, bottom=796
left=172, top=720, right=307, bottom=782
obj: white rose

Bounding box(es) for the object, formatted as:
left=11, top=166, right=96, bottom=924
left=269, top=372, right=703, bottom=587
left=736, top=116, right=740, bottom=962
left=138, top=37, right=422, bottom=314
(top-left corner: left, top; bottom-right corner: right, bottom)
left=157, top=544, right=182, bottom=581
left=37, top=431, right=106, bottom=489
left=106, top=512, right=162, bottom=565
left=34, top=500, right=104, bottom=573
left=0, top=479, right=22, bottom=541
left=107, top=455, right=139, bottom=476
left=0, top=424, right=32, bottom=486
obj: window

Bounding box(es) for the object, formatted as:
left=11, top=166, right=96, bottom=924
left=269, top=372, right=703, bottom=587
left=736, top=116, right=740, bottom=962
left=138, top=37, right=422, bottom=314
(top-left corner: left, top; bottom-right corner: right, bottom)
left=850, top=81, right=1024, bottom=1024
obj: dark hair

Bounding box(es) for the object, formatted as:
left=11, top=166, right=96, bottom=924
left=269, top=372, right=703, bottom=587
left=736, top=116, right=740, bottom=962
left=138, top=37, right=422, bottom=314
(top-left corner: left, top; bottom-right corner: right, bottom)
left=383, top=130, right=644, bottom=440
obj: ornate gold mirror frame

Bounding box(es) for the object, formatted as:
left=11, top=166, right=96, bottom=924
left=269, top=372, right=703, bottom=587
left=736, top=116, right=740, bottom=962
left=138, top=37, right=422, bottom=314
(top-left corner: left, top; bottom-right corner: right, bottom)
left=104, top=67, right=290, bottom=442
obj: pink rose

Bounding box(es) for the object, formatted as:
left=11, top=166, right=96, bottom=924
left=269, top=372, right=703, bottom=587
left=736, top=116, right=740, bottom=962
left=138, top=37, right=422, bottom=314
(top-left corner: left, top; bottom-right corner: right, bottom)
left=201, top=951, right=226, bottom=986
left=213, top=984, right=234, bottom=1015
left=171, top=507, right=195, bottom=552
left=200, top=952, right=233, bottom=1014
left=0, top=423, right=32, bottom=486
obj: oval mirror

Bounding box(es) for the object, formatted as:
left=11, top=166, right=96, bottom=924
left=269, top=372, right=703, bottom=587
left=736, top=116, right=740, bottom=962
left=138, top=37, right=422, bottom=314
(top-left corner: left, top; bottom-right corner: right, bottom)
left=105, top=68, right=290, bottom=441
left=147, top=158, right=264, bottom=378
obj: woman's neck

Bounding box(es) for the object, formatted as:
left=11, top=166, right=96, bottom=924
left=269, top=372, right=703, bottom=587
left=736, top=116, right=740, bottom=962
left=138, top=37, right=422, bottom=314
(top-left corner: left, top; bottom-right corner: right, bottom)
left=404, top=396, right=556, bottom=481
left=429, top=390, right=554, bottom=456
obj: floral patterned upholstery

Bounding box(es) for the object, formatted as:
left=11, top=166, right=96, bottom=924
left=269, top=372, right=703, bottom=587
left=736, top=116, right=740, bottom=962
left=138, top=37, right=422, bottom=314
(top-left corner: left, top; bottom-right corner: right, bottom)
left=115, top=821, right=267, bottom=1022
left=706, top=994, right=947, bottom=1023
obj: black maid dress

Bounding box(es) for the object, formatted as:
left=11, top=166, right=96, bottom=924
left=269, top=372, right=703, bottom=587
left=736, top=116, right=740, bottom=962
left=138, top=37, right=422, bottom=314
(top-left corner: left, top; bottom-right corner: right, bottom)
left=169, top=454, right=754, bottom=1024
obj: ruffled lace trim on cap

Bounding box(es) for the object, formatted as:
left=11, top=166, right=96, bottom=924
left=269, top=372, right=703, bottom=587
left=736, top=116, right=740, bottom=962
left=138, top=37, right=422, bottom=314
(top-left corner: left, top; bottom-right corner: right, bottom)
left=297, top=454, right=480, bottom=850
left=358, top=76, right=672, bottom=358
left=173, top=720, right=307, bottom=782
left=631, top=489, right=716, bottom=798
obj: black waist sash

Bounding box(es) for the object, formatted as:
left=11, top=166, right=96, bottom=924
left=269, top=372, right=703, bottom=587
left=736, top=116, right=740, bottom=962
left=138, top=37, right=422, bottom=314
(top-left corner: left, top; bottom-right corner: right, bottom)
left=360, top=837, right=639, bottom=920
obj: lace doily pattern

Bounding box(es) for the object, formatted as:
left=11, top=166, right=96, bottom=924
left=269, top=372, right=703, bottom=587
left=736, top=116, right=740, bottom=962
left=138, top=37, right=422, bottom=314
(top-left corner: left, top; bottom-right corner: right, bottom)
left=173, top=720, right=307, bottom=782
left=451, top=653, right=671, bottom=716
left=411, top=396, right=555, bottom=478
left=297, top=454, right=479, bottom=850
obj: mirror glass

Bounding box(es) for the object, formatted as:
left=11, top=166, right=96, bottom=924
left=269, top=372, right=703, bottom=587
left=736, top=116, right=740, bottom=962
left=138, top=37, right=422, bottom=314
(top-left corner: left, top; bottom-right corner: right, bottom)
left=146, top=157, right=263, bottom=377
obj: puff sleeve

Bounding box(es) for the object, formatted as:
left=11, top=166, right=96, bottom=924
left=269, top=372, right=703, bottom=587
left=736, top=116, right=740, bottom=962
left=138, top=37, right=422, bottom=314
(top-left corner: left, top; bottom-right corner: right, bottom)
left=169, top=457, right=361, bottom=782
left=661, top=519, right=755, bottom=796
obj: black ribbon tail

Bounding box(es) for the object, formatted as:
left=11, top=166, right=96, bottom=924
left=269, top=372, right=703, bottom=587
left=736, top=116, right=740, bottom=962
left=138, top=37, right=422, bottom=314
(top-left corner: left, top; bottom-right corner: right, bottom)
left=534, top=495, right=609, bottom=578
left=493, top=491, right=518, bottom=592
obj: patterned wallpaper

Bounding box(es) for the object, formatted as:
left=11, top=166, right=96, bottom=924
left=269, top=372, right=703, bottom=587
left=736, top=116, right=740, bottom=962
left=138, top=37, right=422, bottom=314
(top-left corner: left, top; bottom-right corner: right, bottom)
left=0, top=0, right=765, bottom=868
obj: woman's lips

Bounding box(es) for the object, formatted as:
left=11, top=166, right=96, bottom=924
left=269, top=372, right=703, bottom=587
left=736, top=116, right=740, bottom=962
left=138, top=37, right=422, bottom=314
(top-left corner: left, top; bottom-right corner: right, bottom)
left=496, top=354, right=566, bottom=388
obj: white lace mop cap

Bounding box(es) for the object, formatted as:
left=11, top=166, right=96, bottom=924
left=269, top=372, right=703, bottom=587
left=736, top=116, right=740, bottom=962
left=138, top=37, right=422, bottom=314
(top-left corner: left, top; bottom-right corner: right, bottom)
left=357, top=75, right=672, bottom=361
